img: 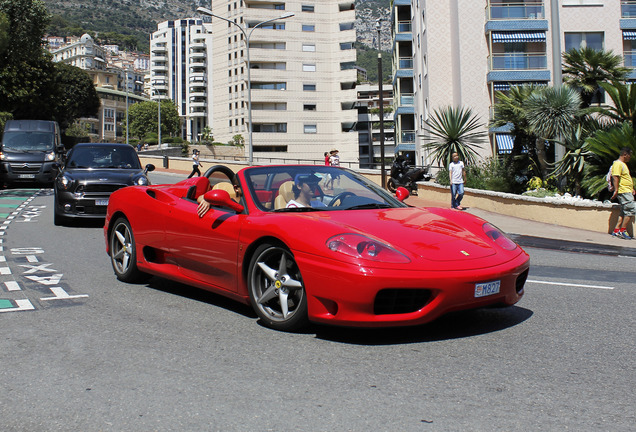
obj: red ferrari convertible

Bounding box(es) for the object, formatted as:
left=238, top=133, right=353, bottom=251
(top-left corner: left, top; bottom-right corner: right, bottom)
left=104, top=164, right=529, bottom=331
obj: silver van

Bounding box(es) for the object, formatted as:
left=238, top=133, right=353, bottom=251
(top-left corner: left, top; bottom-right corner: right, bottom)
left=0, top=120, right=65, bottom=185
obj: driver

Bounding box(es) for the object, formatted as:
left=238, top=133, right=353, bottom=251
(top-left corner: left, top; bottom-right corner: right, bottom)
left=286, top=174, right=327, bottom=208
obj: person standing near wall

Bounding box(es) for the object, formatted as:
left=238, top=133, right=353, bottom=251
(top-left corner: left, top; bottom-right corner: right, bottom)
left=449, top=152, right=466, bottom=210
left=611, top=147, right=635, bottom=240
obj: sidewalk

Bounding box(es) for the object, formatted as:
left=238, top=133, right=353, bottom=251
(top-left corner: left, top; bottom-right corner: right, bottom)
left=404, top=194, right=636, bottom=257
left=152, top=167, right=636, bottom=256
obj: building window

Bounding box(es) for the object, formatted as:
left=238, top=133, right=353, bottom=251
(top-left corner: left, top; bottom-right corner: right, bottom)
left=303, top=64, right=316, bottom=72
left=253, top=123, right=287, bottom=133
left=251, top=82, right=287, bottom=90
left=340, top=22, right=354, bottom=31
left=340, top=42, right=355, bottom=50
left=564, top=32, right=604, bottom=51
left=304, top=104, right=316, bottom=111
left=302, top=5, right=314, bottom=12
left=304, top=124, right=317, bottom=134
left=303, top=84, right=316, bottom=91
left=340, top=61, right=355, bottom=70
left=302, top=43, right=316, bottom=52
left=302, top=24, right=315, bottom=32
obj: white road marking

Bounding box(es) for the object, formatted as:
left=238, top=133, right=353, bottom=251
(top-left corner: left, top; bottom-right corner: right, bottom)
left=40, top=287, right=88, bottom=301
left=4, top=281, right=20, bottom=291
left=0, top=267, right=11, bottom=275
left=527, top=279, right=614, bottom=290
left=0, top=299, right=35, bottom=312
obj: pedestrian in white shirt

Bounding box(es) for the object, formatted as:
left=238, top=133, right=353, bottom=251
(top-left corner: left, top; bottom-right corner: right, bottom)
left=449, top=152, right=466, bottom=210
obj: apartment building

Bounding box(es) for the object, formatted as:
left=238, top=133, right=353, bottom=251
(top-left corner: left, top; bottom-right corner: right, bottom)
left=150, top=19, right=214, bottom=143
left=392, top=0, right=633, bottom=167
left=202, top=0, right=358, bottom=165
left=50, top=34, right=149, bottom=142
left=356, top=83, right=395, bottom=168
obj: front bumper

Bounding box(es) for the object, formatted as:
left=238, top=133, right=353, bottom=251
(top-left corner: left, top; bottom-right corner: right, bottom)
left=1, top=161, right=57, bottom=184
left=296, top=251, right=529, bottom=327
left=55, top=189, right=117, bottom=219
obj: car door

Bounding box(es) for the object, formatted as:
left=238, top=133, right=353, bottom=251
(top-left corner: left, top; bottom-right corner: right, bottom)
left=165, top=197, right=244, bottom=293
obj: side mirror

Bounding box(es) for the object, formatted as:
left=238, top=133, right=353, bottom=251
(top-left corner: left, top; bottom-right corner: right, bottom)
left=395, top=186, right=410, bottom=202
left=203, top=189, right=244, bottom=213
left=144, top=163, right=155, bottom=174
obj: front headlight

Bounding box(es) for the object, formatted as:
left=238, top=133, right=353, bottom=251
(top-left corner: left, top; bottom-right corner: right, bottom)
left=134, top=175, right=149, bottom=186
left=45, top=151, right=55, bottom=161
left=58, top=174, right=74, bottom=190
left=326, top=233, right=410, bottom=264
left=483, top=223, right=517, bottom=251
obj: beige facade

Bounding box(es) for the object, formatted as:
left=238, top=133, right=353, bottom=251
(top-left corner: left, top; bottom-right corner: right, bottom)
left=205, top=0, right=358, bottom=165
left=393, top=0, right=634, bottom=166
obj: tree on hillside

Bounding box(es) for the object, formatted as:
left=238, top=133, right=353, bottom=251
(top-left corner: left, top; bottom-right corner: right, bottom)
left=51, top=63, right=100, bottom=130
left=128, top=100, right=180, bottom=141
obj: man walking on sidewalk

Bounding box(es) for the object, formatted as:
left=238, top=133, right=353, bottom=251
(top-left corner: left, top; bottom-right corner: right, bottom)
left=611, top=147, right=635, bottom=239
left=449, top=152, right=466, bottom=210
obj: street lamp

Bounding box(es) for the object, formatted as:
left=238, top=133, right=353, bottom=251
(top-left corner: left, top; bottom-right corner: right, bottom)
left=197, top=6, right=294, bottom=166
left=124, top=69, right=129, bottom=145
left=376, top=18, right=386, bottom=188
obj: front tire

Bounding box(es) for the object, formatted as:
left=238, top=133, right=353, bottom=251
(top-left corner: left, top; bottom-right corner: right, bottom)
left=248, top=243, right=308, bottom=332
left=109, top=217, right=147, bottom=282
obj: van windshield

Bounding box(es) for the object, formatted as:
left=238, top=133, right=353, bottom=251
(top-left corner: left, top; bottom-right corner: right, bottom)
left=2, top=132, right=54, bottom=152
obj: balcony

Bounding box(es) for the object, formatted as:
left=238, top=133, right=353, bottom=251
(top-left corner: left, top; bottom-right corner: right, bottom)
left=396, top=21, right=412, bottom=33
left=397, top=57, right=413, bottom=70
left=489, top=52, right=547, bottom=70
left=486, top=1, right=545, bottom=20
left=401, top=130, right=416, bottom=144
left=623, top=1, right=636, bottom=18
left=399, top=93, right=414, bottom=106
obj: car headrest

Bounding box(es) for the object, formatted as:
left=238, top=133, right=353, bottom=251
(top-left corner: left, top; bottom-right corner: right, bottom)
left=212, top=181, right=237, bottom=200
left=278, top=181, right=295, bottom=202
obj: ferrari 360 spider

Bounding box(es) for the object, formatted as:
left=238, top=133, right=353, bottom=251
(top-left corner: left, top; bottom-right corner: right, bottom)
left=104, top=164, right=529, bottom=331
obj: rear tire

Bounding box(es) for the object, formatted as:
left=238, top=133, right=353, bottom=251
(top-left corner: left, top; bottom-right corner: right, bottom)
left=386, top=178, right=397, bottom=193
left=109, top=217, right=147, bottom=282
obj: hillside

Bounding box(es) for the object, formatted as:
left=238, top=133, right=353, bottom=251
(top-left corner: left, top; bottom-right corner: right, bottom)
left=43, top=0, right=392, bottom=81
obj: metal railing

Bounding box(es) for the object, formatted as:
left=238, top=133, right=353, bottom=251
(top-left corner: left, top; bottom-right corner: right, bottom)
left=489, top=52, right=547, bottom=70
left=486, top=1, right=545, bottom=20
left=622, top=0, right=636, bottom=18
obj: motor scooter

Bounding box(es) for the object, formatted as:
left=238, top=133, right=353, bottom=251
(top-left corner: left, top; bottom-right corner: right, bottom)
left=387, top=156, right=431, bottom=194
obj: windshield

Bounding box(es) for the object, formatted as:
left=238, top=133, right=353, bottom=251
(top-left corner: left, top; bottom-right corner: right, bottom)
left=66, top=146, right=141, bottom=169
left=1, top=132, right=54, bottom=151
left=244, top=165, right=407, bottom=212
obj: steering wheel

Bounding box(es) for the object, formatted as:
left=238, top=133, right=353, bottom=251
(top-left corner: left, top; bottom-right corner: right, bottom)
left=328, top=191, right=355, bottom=207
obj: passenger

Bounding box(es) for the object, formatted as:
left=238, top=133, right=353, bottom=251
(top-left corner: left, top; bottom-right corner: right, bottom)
left=286, top=174, right=327, bottom=208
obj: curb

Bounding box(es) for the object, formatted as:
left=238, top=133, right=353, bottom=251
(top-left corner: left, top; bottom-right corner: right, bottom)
left=508, top=234, right=636, bottom=257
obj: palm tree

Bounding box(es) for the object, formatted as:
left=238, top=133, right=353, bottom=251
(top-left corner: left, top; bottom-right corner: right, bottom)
left=596, top=81, right=636, bottom=128
left=421, top=106, right=486, bottom=168
left=582, top=122, right=636, bottom=197
left=552, top=125, right=589, bottom=196
left=562, top=47, right=630, bottom=107
left=525, top=85, right=583, bottom=177
left=491, top=85, right=538, bottom=156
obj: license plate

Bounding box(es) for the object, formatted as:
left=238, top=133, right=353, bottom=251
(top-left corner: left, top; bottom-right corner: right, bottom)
left=475, top=280, right=500, bottom=298
left=18, top=174, right=35, bottom=179
left=95, top=199, right=109, bottom=206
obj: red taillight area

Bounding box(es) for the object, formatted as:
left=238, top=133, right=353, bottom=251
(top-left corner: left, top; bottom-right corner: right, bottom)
left=326, top=233, right=411, bottom=264
left=483, top=223, right=517, bottom=251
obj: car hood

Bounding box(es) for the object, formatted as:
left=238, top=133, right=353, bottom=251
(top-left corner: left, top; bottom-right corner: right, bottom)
left=1, top=150, right=52, bottom=162
left=62, top=168, right=143, bottom=184
left=280, top=207, right=500, bottom=262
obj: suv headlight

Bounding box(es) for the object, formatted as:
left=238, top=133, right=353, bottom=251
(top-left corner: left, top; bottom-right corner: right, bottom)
left=45, top=151, right=55, bottom=161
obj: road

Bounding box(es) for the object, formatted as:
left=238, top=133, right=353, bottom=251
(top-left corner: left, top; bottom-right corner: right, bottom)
left=0, top=179, right=634, bottom=431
